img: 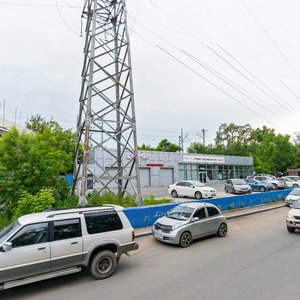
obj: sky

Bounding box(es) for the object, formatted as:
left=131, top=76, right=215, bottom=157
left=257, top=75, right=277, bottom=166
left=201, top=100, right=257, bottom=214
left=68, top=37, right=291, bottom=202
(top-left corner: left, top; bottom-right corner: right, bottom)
left=1, top=0, right=300, bottom=148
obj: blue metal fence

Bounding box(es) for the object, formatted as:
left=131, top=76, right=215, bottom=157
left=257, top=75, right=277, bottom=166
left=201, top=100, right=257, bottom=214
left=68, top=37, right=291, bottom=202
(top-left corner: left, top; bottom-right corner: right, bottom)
left=124, top=189, right=291, bottom=229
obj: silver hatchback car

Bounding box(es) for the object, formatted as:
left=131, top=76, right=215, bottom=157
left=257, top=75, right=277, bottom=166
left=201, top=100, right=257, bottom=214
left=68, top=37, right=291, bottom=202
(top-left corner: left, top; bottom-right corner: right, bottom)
left=152, top=202, right=227, bottom=247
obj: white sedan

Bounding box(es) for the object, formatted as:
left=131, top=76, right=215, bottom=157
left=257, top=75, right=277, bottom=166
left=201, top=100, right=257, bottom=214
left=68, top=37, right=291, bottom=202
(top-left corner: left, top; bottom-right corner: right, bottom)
left=168, top=180, right=217, bottom=199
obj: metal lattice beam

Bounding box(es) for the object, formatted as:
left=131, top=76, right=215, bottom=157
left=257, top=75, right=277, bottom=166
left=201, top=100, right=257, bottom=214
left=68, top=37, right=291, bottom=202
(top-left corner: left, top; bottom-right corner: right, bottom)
left=73, top=0, right=142, bottom=204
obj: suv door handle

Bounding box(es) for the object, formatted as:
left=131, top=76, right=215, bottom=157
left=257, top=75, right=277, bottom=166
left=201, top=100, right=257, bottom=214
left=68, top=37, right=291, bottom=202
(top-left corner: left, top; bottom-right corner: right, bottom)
left=71, top=241, right=78, bottom=245
left=38, top=247, right=46, bottom=251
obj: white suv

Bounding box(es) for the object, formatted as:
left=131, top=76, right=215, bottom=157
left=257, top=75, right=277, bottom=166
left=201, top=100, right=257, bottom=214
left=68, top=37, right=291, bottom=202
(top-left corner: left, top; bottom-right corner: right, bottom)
left=0, top=205, right=138, bottom=290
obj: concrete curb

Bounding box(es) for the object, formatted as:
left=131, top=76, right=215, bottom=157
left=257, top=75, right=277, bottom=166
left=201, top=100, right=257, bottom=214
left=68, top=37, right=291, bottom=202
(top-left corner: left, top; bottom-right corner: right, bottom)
left=135, top=203, right=286, bottom=238
left=225, top=203, right=286, bottom=220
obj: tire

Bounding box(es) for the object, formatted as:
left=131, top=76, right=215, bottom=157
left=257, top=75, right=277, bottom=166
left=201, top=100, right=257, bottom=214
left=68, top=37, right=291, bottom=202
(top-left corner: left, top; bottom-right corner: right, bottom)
left=195, top=191, right=202, bottom=200
left=179, top=232, right=192, bottom=248
left=293, top=184, right=299, bottom=188
left=225, top=188, right=228, bottom=193
left=217, top=223, right=227, bottom=237
left=232, top=188, right=236, bottom=194
left=171, top=190, right=178, bottom=198
left=90, top=250, right=117, bottom=279
left=287, top=226, right=295, bottom=233
left=272, top=183, right=278, bottom=190
left=259, top=186, right=266, bottom=192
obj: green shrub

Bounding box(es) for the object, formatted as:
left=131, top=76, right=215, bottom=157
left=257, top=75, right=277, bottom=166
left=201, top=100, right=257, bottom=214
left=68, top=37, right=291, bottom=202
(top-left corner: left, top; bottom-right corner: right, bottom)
left=14, top=189, right=54, bottom=218
left=86, top=192, right=171, bottom=208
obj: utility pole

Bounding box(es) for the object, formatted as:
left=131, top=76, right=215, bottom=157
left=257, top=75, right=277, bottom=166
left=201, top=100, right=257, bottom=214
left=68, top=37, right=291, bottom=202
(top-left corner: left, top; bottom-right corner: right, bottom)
left=179, top=128, right=188, bottom=152
left=197, top=129, right=208, bottom=146
left=73, top=0, right=142, bottom=205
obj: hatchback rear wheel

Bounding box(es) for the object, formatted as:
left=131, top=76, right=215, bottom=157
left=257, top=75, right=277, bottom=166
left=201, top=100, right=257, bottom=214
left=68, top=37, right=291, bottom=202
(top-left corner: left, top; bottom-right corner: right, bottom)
left=217, top=223, right=227, bottom=237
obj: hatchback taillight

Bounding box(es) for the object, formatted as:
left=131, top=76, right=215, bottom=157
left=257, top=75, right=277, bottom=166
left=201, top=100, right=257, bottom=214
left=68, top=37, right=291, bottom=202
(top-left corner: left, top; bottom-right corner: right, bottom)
left=132, top=230, right=135, bottom=241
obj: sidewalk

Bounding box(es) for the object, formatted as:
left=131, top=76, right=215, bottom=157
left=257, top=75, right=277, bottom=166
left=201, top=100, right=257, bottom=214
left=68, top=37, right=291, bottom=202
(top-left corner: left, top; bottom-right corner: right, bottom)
left=135, top=201, right=286, bottom=238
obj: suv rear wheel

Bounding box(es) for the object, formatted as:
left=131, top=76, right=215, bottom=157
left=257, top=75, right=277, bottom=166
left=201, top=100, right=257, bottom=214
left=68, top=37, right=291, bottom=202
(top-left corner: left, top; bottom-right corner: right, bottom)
left=90, top=250, right=117, bottom=279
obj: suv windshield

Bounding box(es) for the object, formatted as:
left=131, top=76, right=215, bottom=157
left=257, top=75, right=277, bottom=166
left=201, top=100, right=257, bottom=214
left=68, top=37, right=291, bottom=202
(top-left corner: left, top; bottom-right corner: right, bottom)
left=0, top=220, right=21, bottom=245
left=166, top=206, right=194, bottom=221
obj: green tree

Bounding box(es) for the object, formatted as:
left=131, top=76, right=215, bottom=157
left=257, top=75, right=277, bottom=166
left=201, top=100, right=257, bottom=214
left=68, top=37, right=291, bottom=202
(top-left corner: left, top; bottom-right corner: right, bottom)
left=138, top=143, right=155, bottom=151
left=156, top=139, right=181, bottom=152
left=138, top=139, right=181, bottom=152
left=215, top=123, right=252, bottom=146
left=250, top=128, right=295, bottom=173
left=0, top=117, right=77, bottom=214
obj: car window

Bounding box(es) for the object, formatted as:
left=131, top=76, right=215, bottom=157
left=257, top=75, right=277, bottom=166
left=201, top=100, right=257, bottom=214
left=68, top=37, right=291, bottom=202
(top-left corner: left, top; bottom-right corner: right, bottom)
left=0, top=220, right=21, bottom=245
left=84, top=211, right=123, bottom=234
left=185, top=182, right=193, bottom=187
left=226, top=180, right=231, bottom=184
left=207, top=207, right=220, bottom=217
left=193, top=208, right=206, bottom=219
left=176, top=182, right=185, bottom=187
left=9, top=222, right=49, bottom=248
left=53, top=219, right=81, bottom=241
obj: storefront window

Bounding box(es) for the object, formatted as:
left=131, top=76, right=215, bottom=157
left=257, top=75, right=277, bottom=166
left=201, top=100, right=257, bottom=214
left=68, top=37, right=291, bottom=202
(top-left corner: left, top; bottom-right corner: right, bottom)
left=178, top=163, right=253, bottom=181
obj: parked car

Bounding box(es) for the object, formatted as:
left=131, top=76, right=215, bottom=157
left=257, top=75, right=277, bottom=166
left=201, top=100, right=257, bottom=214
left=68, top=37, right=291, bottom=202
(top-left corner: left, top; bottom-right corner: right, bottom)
left=283, top=175, right=300, bottom=182
left=168, top=180, right=217, bottom=200
left=245, top=179, right=275, bottom=192
left=281, top=176, right=300, bottom=188
left=224, top=179, right=252, bottom=194
left=253, top=175, right=284, bottom=190
left=278, top=177, right=300, bottom=188
left=286, top=199, right=300, bottom=232
left=0, top=205, right=138, bottom=290
left=285, top=188, right=300, bottom=206
left=152, top=202, right=227, bottom=247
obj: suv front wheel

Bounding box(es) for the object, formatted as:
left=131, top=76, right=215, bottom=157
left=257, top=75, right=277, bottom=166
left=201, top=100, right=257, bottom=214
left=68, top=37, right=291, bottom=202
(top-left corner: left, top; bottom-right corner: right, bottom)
left=90, top=250, right=117, bottom=279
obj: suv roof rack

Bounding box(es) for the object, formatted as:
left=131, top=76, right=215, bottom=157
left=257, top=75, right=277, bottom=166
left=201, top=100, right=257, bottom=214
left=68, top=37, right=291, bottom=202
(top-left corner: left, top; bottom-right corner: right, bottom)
left=46, top=206, right=116, bottom=218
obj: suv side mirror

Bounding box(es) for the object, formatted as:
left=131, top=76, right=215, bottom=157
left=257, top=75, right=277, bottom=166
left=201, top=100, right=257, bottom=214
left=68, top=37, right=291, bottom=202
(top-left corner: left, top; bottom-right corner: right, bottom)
left=2, top=242, right=12, bottom=252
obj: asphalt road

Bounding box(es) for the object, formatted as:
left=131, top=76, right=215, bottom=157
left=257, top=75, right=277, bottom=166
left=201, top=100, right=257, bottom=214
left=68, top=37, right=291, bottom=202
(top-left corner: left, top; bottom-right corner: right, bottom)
left=2, top=206, right=299, bottom=300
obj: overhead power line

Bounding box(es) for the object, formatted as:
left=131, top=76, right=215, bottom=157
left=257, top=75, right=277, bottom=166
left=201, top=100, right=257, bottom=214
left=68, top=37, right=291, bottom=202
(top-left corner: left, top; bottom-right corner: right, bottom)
left=241, top=0, right=299, bottom=75
left=157, top=45, right=275, bottom=126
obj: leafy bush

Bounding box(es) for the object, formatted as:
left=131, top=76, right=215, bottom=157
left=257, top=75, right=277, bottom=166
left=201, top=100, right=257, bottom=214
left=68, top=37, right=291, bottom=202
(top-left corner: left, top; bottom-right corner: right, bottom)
left=14, top=189, right=54, bottom=218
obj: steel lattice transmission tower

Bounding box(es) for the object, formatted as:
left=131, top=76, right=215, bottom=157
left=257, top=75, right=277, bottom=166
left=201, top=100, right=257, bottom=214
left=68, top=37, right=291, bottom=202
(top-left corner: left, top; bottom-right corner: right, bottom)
left=73, top=0, right=142, bottom=204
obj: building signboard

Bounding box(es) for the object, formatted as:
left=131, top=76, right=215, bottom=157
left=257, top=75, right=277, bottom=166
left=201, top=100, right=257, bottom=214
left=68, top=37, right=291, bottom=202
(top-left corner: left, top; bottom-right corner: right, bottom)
left=183, top=154, right=225, bottom=164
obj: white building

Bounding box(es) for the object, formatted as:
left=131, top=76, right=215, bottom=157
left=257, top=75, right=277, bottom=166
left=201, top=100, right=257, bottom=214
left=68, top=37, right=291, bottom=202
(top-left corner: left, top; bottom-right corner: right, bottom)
left=89, top=149, right=253, bottom=187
